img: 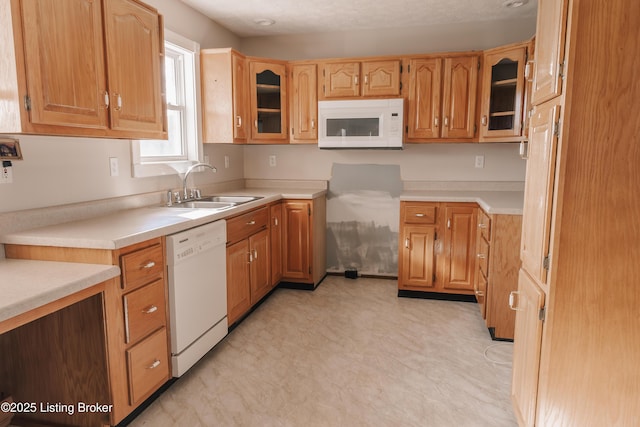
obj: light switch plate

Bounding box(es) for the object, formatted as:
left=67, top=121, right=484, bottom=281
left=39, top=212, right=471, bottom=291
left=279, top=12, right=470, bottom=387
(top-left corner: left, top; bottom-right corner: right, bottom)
left=1, top=166, right=13, bottom=184
left=109, top=157, right=119, bottom=176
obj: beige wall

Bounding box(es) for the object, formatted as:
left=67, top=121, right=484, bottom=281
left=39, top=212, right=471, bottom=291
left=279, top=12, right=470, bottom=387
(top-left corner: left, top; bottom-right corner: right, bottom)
left=243, top=143, right=525, bottom=182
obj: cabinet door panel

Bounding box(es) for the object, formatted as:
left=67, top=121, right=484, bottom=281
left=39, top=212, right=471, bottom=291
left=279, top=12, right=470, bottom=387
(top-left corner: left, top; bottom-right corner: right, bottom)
left=322, top=62, right=360, bottom=98
left=511, top=269, right=545, bottom=427
left=226, top=240, right=251, bottom=325
left=232, top=53, right=249, bottom=140
left=249, top=61, right=288, bottom=140
left=362, top=60, right=401, bottom=97
left=520, top=101, right=560, bottom=285
left=407, top=58, right=442, bottom=139
left=443, top=205, right=477, bottom=291
left=290, top=64, right=318, bottom=142
left=270, top=203, right=283, bottom=286
left=399, top=225, right=436, bottom=289
left=531, top=0, right=568, bottom=105
left=103, top=0, right=163, bottom=133
left=249, top=229, right=271, bottom=305
left=442, top=56, right=478, bottom=139
left=282, top=201, right=311, bottom=281
left=21, top=0, right=108, bottom=129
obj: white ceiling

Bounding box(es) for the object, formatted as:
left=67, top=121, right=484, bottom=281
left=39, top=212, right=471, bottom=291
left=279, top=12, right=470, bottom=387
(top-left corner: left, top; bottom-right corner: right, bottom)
left=181, top=0, right=538, bottom=38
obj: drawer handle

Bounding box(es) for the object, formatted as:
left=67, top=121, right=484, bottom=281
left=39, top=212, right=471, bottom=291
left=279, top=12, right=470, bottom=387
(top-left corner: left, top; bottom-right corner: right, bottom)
left=142, top=261, right=156, bottom=269
left=273, top=217, right=278, bottom=226
left=143, top=305, right=158, bottom=314
left=147, top=359, right=161, bottom=370
left=478, top=223, right=487, bottom=229
left=404, top=238, right=410, bottom=249
left=477, top=253, right=486, bottom=259
left=246, top=220, right=256, bottom=225
left=475, top=290, right=485, bottom=297
left=253, top=249, right=258, bottom=259
left=414, top=213, right=425, bottom=217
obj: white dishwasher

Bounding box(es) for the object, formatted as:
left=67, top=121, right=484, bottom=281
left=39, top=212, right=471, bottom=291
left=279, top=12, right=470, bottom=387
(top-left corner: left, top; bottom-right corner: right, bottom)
left=166, top=220, right=227, bottom=377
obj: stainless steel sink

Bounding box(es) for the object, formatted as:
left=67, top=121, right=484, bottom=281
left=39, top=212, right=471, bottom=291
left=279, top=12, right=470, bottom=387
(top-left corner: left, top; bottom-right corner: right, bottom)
left=198, top=195, right=262, bottom=204
left=169, top=201, right=236, bottom=209
left=166, top=195, right=262, bottom=209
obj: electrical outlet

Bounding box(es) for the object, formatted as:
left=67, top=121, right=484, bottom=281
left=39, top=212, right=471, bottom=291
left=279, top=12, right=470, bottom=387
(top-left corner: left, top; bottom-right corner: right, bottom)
left=109, top=157, right=119, bottom=177
left=224, top=155, right=230, bottom=168
left=0, top=166, right=13, bottom=184
left=269, top=155, right=277, bottom=167
left=475, top=155, right=485, bottom=168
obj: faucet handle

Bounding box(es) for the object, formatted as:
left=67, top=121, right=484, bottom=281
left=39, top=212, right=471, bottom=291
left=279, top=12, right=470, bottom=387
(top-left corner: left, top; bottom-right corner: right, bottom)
left=166, top=190, right=173, bottom=206
left=191, top=188, right=202, bottom=199
left=173, top=191, right=182, bottom=204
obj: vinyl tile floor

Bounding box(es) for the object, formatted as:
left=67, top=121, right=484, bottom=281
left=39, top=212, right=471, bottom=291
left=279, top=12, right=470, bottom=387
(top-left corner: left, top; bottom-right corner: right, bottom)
left=128, top=276, right=517, bottom=427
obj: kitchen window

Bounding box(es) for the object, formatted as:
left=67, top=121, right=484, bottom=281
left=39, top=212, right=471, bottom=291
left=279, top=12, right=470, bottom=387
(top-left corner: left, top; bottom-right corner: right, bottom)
left=131, top=30, right=202, bottom=177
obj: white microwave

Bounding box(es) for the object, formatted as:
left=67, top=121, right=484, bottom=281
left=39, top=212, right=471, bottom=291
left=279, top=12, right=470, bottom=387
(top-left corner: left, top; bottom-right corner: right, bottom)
left=317, top=98, right=404, bottom=149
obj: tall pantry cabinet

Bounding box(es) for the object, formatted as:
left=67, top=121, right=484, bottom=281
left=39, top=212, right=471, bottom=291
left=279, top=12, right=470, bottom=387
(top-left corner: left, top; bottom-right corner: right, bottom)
left=511, top=0, right=640, bottom=426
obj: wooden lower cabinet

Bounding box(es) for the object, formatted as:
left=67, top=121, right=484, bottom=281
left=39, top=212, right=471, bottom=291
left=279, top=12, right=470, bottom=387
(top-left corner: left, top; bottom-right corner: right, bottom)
left=281, top=198, right=326, bottom=287
left=4, top=237, right=171, bottom=425
left=511, top=269, right=545, bottom=427
left=398, top=201, right=477, bottom=296
left=474, top=210, right=522, bottom=340
left=225, top=206, right=271, bottom=325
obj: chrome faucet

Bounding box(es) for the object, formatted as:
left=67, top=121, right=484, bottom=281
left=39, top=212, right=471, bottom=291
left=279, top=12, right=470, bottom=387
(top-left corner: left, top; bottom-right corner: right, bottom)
left=182, top=162, right=217, bottom=200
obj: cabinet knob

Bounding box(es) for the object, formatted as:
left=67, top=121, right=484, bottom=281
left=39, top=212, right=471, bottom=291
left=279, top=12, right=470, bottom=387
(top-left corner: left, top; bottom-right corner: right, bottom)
left=147, top=360, right=161, bottom=370
left=354, top=75, right=359, bottom=85
left=246, top=220, right=256, bottom=225
left=311, top=119, right=315, bottom=129
left=415, top=213, right=425, bottom=217
left=434, top=117, right=439, bottom=127
left=103, top=92, right=110, bottom=108
left=114, top=93, right=122, bottom=111
left=143, top=305, right=158, bottom=314
left=477, top=253, right=486, bottom=259
left=478, top=223, right=487, bottom=229
left=481, top=115, right=488, bottom=126
left=364, top=75, right=368, bottom=85
left=236, top=115, right=242, bottom=128
left=253, top=249, right=258, bottom=260
left=443, top=116, right=449, bottom=127
left=404, top=238, right=410, bottom=249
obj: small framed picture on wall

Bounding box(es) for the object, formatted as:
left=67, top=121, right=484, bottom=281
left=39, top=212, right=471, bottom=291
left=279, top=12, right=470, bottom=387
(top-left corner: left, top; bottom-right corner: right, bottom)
left=0, top=138, right=22, bottom=160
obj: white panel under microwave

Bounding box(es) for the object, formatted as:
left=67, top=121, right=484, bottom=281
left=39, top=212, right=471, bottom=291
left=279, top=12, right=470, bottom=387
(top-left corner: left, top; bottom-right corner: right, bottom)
left=318, top=98, right=404, bottom=149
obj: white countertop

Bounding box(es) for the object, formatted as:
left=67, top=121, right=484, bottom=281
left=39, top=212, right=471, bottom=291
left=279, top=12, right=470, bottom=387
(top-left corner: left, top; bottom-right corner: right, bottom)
left=0, top=258, right=120, bottom=324
left=400, top=190, right=524, bottom=215
left=0, top=187, right=327, bottom=250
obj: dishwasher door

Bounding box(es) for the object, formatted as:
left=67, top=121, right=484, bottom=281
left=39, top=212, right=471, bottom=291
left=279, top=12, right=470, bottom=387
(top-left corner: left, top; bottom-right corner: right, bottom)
left=166, top=219, right=227, bottom=376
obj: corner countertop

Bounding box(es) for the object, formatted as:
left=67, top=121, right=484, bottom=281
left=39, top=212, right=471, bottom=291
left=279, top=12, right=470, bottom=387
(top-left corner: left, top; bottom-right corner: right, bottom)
left=400, top=190, right=524, bottom=215
left=0, top=187, right=326, bottom=250
left=0, top=258, right=120, bottom=327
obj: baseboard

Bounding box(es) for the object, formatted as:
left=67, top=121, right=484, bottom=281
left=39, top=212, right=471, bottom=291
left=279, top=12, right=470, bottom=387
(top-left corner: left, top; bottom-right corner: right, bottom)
left=397, top=290, right=477, bottom=303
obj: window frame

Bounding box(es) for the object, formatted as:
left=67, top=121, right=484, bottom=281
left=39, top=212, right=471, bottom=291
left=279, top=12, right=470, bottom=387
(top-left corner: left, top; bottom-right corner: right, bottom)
left=131, top=29, right=202, bottom=177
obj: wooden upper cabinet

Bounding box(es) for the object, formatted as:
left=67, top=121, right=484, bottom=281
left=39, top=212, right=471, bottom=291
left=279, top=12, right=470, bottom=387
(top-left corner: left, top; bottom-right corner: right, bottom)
left=103, top=0, right=164, bottom=135
left=441, top=56, right=478, bottom=139
left=520, top=100, right=561, bottom=288
left=479, top=44, right=527, bottom=141
left=531, top=0, right=569, bottom=105
left=249, top=60, right=288, bottom=142
left=319, top=59, right=401, bottom=99
left=407, top=55, right=478, bottom=141
left=19, top=0, right=108, bottom=130
left=407, top=58, right=442, bottom=139
left=0, top=0, right=165, bottom=139
left=361, top=60, right=401, bottom=97
left=201, top=48, right=249, bottom=143
left=289, top=63, right=318, bottom=143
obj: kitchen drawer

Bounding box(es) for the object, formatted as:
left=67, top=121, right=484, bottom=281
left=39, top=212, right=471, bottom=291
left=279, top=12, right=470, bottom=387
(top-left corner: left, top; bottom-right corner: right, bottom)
left=402, top=203, right=438, bottom=225
left=226, top=206, right=269, bottom=244
left=124, top=278, right=166, bottom=344
left=477, top=237, right=490, bottom=277
left=478, top=210, right=492, bottom=241
left=126, top=327, right=169, bottom=405
left=121, top=242, right=164, bottom=291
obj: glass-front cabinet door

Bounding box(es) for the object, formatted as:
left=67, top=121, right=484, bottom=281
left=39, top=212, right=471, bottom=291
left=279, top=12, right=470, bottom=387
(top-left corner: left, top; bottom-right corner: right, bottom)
left=249, top=61, right=288, bottom=141
left=479, top=45, right=527, bottom=141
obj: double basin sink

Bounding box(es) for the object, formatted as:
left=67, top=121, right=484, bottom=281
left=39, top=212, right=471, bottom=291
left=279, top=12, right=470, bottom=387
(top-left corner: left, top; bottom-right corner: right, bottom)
left=169, top=195, right=262, bottom=210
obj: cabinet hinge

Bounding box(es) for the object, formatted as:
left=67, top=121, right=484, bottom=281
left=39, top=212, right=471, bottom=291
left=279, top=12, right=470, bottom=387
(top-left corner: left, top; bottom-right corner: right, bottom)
left=477, top=60, right=481, bottom=70
left=543, top=255, right=550, bottom=271
left=539, top=306, right=546, bottom=322
left=24, top=95, right=31, bottom=111
left=558, top=61, right=565, bottom=80
left=553, top=121, right=561, bottom=137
